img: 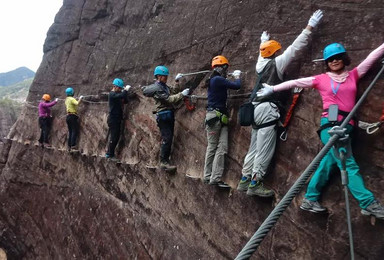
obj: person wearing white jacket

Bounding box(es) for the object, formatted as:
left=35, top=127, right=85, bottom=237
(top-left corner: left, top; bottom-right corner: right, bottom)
left=237, top=10, right=324, bottom=197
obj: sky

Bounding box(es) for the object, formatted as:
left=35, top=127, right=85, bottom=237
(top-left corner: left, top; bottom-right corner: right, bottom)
left=0, top=0, right=63, bottom=73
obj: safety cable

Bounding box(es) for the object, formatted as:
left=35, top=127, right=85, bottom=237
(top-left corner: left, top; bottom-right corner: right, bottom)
left=235, top=60, right=384, bottom=260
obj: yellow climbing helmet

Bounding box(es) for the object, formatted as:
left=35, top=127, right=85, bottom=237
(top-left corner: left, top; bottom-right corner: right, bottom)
left=211, top=55, right=229, bottom=68
left=260, top=40, right=282, bottom=58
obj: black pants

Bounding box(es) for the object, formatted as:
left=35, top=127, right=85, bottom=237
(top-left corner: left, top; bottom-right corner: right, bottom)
left=107, top=117, right=122, bottom=157
left=66, top=114, right=79, bottom=148
left=38, top=117, right=52, bottom=144
left=157, top=111, right=175, bottom=163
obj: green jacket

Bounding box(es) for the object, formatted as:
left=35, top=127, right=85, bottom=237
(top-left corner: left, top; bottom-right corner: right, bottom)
left=142, top=81, right=184, bottom=113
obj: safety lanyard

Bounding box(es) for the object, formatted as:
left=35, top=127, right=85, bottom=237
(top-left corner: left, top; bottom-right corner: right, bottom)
left=330, top=79, right=341, bottom=95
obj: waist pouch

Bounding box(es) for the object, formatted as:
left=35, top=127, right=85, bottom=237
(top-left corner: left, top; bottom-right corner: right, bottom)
left=215, top=110, right=228, bottom=125
left=239, top=102, right=254, bottom=126
left=205, top=110, right=228, bottom=126
left=157, top=110, right=174, bottom=122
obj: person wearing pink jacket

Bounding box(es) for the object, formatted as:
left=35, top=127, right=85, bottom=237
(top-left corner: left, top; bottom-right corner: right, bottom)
left=257, top=42, right=384, bottom=219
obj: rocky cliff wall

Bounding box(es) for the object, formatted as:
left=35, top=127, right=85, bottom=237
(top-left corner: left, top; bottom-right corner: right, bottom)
left=1, top=0, right=384, bottom=259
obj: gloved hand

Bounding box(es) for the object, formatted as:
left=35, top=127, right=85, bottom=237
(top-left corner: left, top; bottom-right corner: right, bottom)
left=308, top=10, right=323, bottom=28
left=257, top=83, right=274, bottom=98
left=175, top=73, right=183, bottom=81
left=232, top=70, right=242, bottom=79
left=79, top=95, right=84, bottom=100
left=260, top=31, right=270, bottom=43
left=124, top=85, right=131, bottom=91
left=54, top=98, right=59, bottom=102
left=181, top=88, right=190, bottom=96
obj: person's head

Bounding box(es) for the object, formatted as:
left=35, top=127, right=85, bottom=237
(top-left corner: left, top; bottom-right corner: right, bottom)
left=260, top=40, right=282, bottom=58
left=112, top=78, right=124, bottom=91
left=211, top=55, right=229, bottom=76
left=42, top=94, right=51, bottom=102
left=65, top=87, right=74, bottom=96
left=154, top=65, right=169, bottom=83
left=323, top=43, right=351, bottom=72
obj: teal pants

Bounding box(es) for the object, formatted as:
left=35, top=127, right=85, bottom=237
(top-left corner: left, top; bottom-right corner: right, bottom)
left=305, top=118, right=375, bottom=209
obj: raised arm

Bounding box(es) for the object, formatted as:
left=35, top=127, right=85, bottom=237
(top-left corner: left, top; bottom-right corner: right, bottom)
left=357, top=42, right=384, bottom=78
left=275, top=10, right=323, bottom=75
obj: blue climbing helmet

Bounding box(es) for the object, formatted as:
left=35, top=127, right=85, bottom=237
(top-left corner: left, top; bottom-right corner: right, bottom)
left=65, top=87, right=74, bottom=96
left=154, top=65, right=169, bottom=76
left=113, top=78, right=124, bottom=88
left=323, top=43, right=346, bottom=60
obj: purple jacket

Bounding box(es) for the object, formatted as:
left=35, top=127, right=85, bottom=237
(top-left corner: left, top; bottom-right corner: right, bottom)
left=38, top=100, right=57, bottom=117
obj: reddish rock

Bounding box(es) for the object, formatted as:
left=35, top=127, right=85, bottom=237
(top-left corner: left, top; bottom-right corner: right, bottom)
left=1, top=0, right=384, bottom=259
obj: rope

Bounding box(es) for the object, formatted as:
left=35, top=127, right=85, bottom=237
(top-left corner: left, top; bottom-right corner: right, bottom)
left=235, top=61, right=384, bottom=260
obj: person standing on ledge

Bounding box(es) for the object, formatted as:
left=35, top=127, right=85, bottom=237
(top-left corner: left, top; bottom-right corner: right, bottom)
left=203, top=55, right=241, bottom=188
left=142, top=65, right=189, bottom=172
left=237, top=10, right=324, bottom=197
left=106, top=78, right=132, bottom=161
left=257, top=41, right=384, bottom=219
left=38, top=94, right=58, bottom=148
left=64, top=87, right=83, bottom=152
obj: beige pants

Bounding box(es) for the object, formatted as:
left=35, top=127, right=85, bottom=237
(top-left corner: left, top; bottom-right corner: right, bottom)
left=203, top=111, right=228, bottom=183
left=242, top=102, right=280, bottom=180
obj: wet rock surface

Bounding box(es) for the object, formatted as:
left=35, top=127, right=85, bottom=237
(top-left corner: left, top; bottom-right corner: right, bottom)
left=1, top=0, right=384, bottom=259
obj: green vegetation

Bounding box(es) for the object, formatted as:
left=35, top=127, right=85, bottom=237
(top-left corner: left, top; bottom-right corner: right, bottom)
left=0, top=98, right=22, bottom=122
left=0, top=77, right=33, bottom=102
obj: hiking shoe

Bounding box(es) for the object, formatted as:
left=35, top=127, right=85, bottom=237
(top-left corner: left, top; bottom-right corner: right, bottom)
left=160, top=162, right=177, bottom=172
left=43, top=143, right=52, bottom=149
left=361, top=200, right=384, bottom=219
left=300, top=198, right=327, bottom=213
left=237, top=176, right=251, bottom=191
left=209, top=181, right=231, bottom=188
left=246, top=180, right=274, bottom=197
left=70, top=146, right=79, bottom=152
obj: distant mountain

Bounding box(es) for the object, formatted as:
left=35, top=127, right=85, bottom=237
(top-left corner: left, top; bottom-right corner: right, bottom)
left=0, top=67, right=35, bottom=87
left=0, top=78, right=33, bottom=102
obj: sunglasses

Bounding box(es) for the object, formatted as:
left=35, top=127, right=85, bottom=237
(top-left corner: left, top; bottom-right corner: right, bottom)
left=327, top=54, right=344, bottom=62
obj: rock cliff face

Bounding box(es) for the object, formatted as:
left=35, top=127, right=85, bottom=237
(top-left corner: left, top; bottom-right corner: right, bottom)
left=1, top=0, right=384, bottom=259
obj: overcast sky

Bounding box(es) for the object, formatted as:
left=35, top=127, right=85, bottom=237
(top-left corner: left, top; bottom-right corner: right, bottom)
left=0, top=0, right=63, bottom=73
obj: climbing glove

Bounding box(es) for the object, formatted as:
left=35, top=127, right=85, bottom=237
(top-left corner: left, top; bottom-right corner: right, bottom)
left=257, top=83, right=274, bottom=98
left=260, top=31, right=270, bottom=43
left=79, top=95, right=84, bottom=100
left=175, top=73, right=183, bottom=81
left=124, top=85, right=131, bottom=91
left=181, top=88, right=190, bottom=96
left=308, top=10, right=323, bottom=28
left=232, top=70, right=242, bottom=79
left=54, top=98, right=59, bottom=102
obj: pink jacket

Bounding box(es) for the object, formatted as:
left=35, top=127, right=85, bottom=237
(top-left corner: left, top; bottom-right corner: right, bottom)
left=272, top=42, right=384, bottom=122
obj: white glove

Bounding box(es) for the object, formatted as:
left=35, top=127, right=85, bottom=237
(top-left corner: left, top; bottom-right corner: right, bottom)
left=232, top=70, right=242, bottom=79
left=260, top=31, right=270, bottom=43
left=54, top=98, right=59, bottom=102
left=124, top=85, right=131, bottom=91
left=79, top=95, right=84, bottom=100
left=257, top=83, right=274, bottom=98
left=175, top=73, right=183, bottom=81
left=181, top=88, right=190, bottom=96
left=308, top=10, right=323, bottom=28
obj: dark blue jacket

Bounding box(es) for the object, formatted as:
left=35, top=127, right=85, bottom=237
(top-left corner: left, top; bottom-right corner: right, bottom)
left=207, top=75, right=241, bottom=113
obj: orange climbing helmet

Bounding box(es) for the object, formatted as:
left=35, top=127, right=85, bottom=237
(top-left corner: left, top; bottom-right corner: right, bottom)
left=211, top=55, right=229, bottom=68
left=42, top=94, right=51, bottom=101
left=260, top=40, right=282, bottom=58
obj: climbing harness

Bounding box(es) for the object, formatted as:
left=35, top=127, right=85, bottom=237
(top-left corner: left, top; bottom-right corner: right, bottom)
left=328, top=126, right=355, bottom=259
left=235, top=60, right=384, bottom=260
left=280, top=87, right=302, bottom=141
